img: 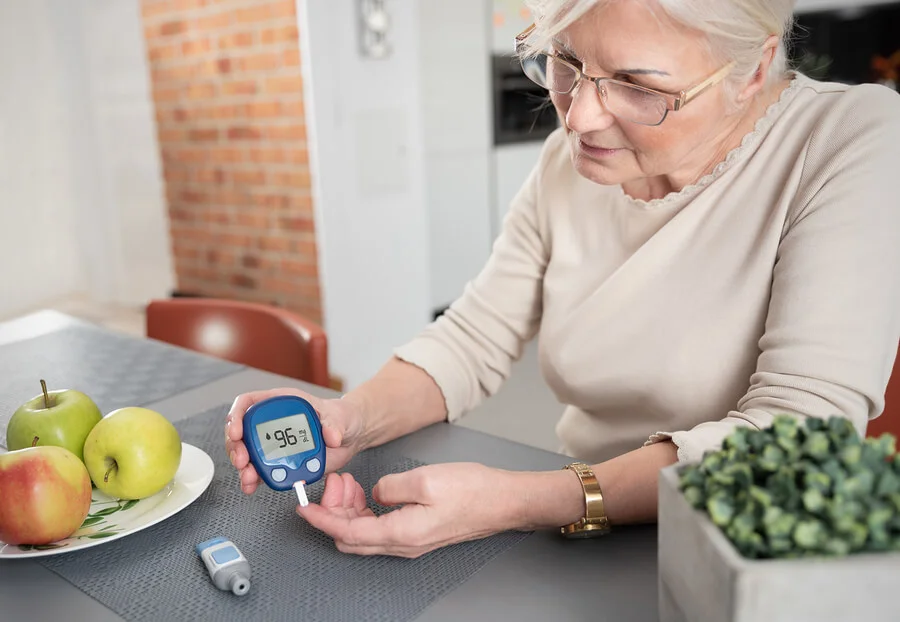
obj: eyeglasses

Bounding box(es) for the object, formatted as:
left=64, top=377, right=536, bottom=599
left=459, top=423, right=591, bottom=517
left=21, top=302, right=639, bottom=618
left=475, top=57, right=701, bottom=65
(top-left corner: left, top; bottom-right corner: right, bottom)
left=515, top=23, right=735, bottom=126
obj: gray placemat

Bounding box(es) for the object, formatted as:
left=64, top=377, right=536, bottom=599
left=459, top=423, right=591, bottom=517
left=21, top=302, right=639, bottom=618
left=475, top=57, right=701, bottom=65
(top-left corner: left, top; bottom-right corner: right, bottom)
left=0, top=326, right=242, bottom=446
left=39, top=404, right=532, bottom=622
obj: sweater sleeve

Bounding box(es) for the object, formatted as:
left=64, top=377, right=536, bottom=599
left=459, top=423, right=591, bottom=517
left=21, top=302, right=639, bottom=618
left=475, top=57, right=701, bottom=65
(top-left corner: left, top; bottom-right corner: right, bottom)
left=391, top=136, right=556, bottom=421
left=647, top=84, right=900, bottom=463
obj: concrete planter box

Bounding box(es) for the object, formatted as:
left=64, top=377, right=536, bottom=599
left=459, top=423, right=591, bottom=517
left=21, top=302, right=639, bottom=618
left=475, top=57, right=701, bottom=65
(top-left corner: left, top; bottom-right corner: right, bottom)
left=658, top=464, right=899, bottom=622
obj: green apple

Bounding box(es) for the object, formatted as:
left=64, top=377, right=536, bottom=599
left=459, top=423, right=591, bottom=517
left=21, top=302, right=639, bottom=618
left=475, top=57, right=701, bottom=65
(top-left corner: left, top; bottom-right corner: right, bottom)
left=6, top=379, right=102, bottom=463
left=0, top=445, right=93, bottom=545
left=82, top=407, right=182, bottom=500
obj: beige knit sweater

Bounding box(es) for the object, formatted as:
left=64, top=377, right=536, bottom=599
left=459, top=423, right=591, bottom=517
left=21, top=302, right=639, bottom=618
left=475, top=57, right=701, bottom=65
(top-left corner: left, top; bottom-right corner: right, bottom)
left=394, top=73, right=900, bottom=464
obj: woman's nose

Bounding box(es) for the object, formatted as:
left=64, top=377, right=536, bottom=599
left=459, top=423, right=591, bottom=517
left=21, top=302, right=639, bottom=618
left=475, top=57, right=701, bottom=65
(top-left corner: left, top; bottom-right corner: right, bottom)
left=565, top=79, right=616, bottom=134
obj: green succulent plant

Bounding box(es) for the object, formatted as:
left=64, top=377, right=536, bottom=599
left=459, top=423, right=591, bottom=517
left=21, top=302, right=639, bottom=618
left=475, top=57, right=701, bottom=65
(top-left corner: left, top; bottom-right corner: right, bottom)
left=678, top=415, right=900, bottom=560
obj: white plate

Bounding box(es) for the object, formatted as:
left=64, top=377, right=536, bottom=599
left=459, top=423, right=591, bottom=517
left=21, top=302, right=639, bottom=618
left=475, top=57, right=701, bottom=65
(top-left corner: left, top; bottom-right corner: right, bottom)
left=0, top=443, right=214, bottom=559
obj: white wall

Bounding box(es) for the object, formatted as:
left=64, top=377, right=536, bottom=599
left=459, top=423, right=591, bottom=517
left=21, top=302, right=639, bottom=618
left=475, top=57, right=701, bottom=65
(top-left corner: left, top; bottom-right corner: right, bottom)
left=0, top=1, right=88, bottom=317
left=79, top=0, right=175, bottom=307
left=0, top=0, right=173, bottom=319
left=491, top=0, right=533, bottom=54
left=298, top=0, right=431, bottom=389
left=418, top=1, right=494, bottom=312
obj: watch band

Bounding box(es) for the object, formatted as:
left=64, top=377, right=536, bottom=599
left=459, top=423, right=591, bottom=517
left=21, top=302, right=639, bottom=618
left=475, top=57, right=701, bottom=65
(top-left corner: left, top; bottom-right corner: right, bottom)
left=561, top=462, right=611, bottom=538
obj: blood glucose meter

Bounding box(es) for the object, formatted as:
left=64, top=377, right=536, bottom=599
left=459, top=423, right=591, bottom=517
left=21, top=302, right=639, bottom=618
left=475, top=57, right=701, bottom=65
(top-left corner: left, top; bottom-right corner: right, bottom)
left=243, top=395, right=326, bottom=506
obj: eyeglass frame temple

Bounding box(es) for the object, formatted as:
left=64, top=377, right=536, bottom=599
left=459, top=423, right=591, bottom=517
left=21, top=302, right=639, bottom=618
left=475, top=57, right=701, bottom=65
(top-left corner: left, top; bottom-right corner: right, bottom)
left=673, top=61, right=736, bottom=111
left=514, top=23, right=536, bottom=52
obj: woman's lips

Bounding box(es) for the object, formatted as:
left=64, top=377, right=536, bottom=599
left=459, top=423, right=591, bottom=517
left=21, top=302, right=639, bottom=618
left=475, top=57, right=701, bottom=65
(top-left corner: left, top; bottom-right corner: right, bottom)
left=578, top=138, right=623, bottom=159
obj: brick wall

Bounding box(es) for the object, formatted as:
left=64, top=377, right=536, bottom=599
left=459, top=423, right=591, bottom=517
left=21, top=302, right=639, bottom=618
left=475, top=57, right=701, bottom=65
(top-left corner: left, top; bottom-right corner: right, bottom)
left=140, top=0, right=322, bottom=325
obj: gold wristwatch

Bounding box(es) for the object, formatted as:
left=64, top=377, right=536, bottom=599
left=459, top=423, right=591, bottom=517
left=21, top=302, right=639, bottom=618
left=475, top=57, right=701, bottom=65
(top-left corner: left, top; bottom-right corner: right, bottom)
left=560, top=462, right=611, bottom=538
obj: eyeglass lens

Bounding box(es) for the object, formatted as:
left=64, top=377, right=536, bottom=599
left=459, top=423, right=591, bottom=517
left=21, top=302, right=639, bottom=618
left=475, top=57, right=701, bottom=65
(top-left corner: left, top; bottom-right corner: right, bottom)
left=521, top=53, right=668, bottom=125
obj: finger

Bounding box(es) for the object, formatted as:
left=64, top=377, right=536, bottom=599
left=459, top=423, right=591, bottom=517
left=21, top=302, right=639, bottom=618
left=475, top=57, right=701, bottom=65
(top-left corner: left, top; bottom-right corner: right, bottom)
left=297, top=498, right=376, bottom=520
left=228, top=441, right=250, bottom=470
left=352, top=479, right=368, bottom=513
left=343, top=509, right=407, bottom=547
left=340, top=473, right=358, bottom=509
left=224, top=416, right=242, bottom=443
left=297, top=503, right=389, bottom=546
left=335, top=541, right=392, bottom=556
left=240, top=464, right=259, bottom=488
left=225, top=394, right=254, bottom=440
left=320, top=422, right=343, bottom=450
left=241, top=480, right=258, bottom=495
left=316, top=503, right=419, bottom=548
left=372, top=471, right=424, bottom=507
left=319, top=472, right=346, bottom=508
left=335, top=541, right=428, bottom=558
left=295, top=502, right=376, bottom=536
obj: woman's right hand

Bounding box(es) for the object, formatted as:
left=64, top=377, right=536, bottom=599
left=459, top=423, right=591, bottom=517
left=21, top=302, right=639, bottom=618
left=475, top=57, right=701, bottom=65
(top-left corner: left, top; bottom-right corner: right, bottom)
left=224, top=388, right=367, bottom=495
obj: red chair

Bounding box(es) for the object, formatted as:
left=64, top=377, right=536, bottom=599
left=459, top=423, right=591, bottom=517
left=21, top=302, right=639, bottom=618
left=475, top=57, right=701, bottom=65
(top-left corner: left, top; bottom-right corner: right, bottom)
left=866, top=344, right=900, bottom=439
left=146, top=298, right=329, bottom=387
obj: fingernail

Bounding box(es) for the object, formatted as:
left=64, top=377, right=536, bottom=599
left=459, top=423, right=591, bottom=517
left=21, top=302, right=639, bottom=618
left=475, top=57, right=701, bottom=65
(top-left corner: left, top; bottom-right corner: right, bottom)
left=230, top=450, right=236, bottom=466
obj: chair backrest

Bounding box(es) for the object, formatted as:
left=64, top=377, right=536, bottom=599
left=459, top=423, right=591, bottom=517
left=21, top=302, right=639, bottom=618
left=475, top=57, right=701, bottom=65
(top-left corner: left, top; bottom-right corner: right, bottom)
left=866, top=343, right=900, bottom=439
left=146, top=298, right=329, bottom=387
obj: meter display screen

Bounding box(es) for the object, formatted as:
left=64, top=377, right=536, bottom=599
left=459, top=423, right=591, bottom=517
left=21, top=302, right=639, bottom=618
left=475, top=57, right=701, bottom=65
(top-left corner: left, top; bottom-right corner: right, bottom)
left=255, top=413, right=315, bottom=461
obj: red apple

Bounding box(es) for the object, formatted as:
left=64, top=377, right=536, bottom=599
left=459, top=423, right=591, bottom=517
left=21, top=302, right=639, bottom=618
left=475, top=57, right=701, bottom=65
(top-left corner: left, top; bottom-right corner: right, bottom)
left=0, top=445, right=92, bottom=545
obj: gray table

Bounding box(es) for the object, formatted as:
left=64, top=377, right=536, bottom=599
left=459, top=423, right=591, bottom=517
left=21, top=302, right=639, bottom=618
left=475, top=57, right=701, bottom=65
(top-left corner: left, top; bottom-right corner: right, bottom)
left=0, top=311, right=659, bottom=621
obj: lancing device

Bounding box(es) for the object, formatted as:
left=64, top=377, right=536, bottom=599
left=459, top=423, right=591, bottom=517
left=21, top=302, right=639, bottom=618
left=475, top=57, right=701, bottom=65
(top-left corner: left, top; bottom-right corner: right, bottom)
left=242, top=395, right=326, bottom=507
left=196, top=537, right=251, bottom=596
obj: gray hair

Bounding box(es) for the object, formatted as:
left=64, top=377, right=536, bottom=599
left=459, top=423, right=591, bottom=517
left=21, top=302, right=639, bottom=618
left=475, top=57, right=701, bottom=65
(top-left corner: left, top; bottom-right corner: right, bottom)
left=521, top=0, right=797, bottom=95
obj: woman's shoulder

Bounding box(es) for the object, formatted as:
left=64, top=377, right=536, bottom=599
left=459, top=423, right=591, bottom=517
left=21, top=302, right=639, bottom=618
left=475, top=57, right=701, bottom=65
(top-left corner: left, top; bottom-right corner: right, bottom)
left=791, top=73, right=900, bottom=132
left=796, top=72, right=899, bottom=102
left=779, top=74, right=900, bottom=226
left=766, top=73, right=900, bottom=185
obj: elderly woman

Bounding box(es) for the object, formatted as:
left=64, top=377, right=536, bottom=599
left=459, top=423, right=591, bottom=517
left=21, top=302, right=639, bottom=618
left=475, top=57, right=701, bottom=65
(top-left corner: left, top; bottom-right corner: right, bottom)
left=225, top=0, right=900, bottom=556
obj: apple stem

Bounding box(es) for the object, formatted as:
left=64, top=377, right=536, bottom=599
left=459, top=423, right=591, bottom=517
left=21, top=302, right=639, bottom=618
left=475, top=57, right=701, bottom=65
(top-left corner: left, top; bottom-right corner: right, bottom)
left=104, top=460, right=118, bottom=484
left=31, top=436, right=39, bottom=447
left=40, top=379, right=51, bottom=409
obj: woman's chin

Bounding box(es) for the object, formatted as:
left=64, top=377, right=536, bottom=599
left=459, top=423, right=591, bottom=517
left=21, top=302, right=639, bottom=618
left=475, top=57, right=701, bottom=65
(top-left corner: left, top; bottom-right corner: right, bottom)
left=571, top=153, right=629, bottom=187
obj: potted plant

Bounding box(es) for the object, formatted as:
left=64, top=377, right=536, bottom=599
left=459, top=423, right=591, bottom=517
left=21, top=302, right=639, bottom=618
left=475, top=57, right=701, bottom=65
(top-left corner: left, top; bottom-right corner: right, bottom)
left=658, top=415, right=900, bottom=622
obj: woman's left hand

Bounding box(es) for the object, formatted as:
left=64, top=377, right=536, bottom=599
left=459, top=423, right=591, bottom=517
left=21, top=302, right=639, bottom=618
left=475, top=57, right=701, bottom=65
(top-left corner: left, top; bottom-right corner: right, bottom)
left=296, top=463, right=527, bottom=558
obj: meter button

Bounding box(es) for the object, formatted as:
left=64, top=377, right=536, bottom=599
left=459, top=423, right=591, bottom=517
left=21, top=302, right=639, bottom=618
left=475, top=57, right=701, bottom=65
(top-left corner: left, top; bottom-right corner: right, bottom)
left=306, top=458, right=321, bottom=473
left=271, top=467, right=287, bottom=482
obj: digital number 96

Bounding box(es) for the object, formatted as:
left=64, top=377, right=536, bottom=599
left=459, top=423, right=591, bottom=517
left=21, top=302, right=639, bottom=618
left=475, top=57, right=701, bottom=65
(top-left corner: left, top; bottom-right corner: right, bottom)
left=274, top=428, right=298, bottom=448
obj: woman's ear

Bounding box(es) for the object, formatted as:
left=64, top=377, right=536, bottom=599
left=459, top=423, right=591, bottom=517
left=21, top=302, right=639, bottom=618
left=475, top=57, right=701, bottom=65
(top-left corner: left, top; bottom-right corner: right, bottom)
left=738, top=34, right=781, bottom=102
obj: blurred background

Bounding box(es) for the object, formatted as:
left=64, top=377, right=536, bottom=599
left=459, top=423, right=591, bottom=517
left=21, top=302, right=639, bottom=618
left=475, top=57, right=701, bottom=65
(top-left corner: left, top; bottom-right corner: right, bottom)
left=1, top=0, right=897, bottom=451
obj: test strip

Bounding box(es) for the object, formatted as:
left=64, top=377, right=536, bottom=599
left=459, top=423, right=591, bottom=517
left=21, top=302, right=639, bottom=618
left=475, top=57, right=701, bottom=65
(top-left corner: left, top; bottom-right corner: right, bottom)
left=293, top=480, right=309, bottom=507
